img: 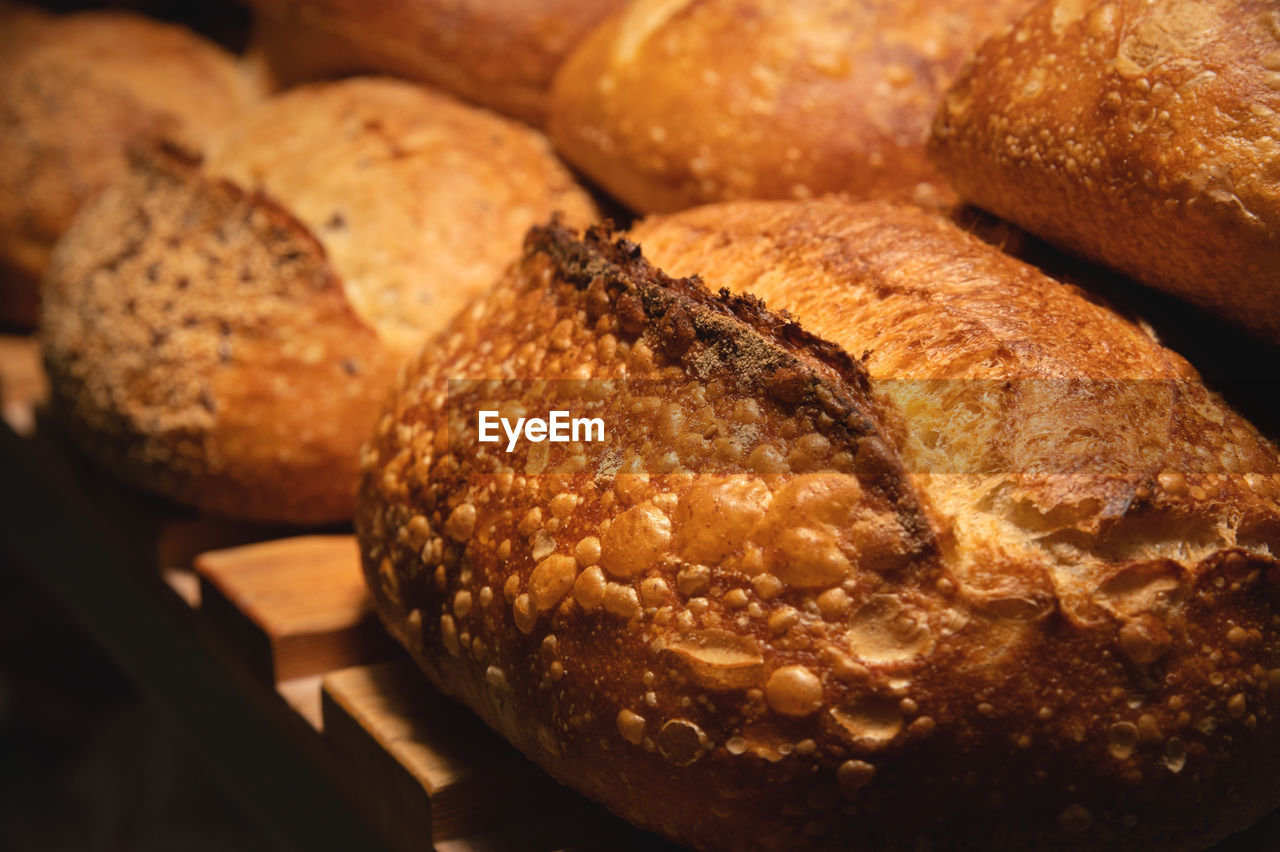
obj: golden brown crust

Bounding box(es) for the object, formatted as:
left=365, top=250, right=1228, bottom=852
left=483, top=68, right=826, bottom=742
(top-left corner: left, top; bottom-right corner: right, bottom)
left=0, top=10, right=263, bottom=327
left=40, top=144, right=393, bottom=523
left=930, top=0, right=1280, bottom=342
left=40, top=78, right=599, bottom=523
left=359, top=200, right=1280, bottom=850
left=245, top=0, right=629, bottom=126
left=547, top=0, right=1036, bottom=213
left=202, top=77, right=600, bottom=351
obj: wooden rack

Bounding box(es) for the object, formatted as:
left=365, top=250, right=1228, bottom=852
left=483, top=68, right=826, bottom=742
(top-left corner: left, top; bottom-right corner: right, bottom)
left=0, top=333, right=668, bottom=852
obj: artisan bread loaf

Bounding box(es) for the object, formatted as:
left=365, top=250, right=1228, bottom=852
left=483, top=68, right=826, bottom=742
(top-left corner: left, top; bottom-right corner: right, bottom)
left=930, top=0, right=1280, bottom=343
left=357, top=199, right=1280, bottom=851
left=0, top=9, right=263, bottom=328
left=40, top=78, right=598, bottom=524
left=245, top=0, right=628, bottom=127
left=547, top=0, right=1037, bottom=213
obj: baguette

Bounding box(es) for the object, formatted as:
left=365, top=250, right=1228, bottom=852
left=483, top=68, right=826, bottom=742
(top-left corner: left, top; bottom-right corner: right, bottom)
left=244, top=0, right=628, bottom=127
left=0, top=9, right=263, bottom=328
left=40, top=78, right=598, bottom=524
left=930, top=0, right=1280, bottom=343
left=547, top=0, right=1037, bottom=213
left=357, top=199, right=1280, bottom=850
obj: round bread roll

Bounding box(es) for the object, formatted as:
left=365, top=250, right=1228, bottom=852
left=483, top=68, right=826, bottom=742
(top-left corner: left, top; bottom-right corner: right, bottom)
left=0, top=9, right=264, bottom=329
left=930, top=0, right=1280, bottom=343
left=40, top=78, right=598, bottom=524
left=357, top=199, right=1280, bottom=850
left=245, top=0, right=628, bottom=127
left=547, top=0, right=1037, bottom=213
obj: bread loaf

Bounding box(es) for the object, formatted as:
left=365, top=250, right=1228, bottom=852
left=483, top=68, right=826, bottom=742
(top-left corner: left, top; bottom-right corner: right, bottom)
left=245, top=0, right=628, bottom=127
left=547, top=0, right=1037, bottom=213
left=930, top=0, right=1280, bottom=343
left=40, top=78, right=598, bottom=524
left=0, top=9, right=263, bottom=329
left=357, top=199, right=1280, bottom=850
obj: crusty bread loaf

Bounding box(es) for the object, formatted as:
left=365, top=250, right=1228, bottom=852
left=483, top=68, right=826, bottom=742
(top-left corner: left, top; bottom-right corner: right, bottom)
left=40, top=78, right=598, bottom=524
left=245, top=0, right=628, bottom=127
left=0, top=9, right=263, bottom=329
left=930, top=0, right=1280, bottom=343
left=547, top=0, right=1037, bottom=213
left=357, top=199, right=1280, bottom=851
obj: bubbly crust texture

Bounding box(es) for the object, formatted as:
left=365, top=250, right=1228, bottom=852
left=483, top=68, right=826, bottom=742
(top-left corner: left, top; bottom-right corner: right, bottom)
left=0, top=10, right=263, bottom=327
left=930, top=0, right=1280, bottom=342
left=40, top=79, right=599, bottom=524
left=547, top=0, right=1036, bottom=213
left=359, top=199, right=1280, bottom=851
left=246, top=0, right=628, bottom=126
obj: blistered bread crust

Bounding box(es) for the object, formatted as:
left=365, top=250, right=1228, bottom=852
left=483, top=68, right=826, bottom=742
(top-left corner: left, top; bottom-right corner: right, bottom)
left=930, top=0, right=1280, bottom=342
left=39, top=78, right=598, bottom=523
left=547, top=0, right=1036, bottom=213
left=0, top=10, right=262, bottom=326
left=40, top=146, right=396, bottom=522
left=246, top=0, right=628, bottom=126
left=360, top=202, right=1280, bottom=850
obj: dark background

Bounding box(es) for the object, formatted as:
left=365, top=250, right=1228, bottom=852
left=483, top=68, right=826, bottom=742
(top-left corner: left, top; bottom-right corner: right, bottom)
left=0, top=546, right=276, bottom=851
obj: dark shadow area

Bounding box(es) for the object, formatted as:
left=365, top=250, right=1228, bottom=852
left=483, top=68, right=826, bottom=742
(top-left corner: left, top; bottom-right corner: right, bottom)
left=0, top=545, right=275, bottom=852
left=975, top=217, right=1280, bottom=446
left=16, top=0, right=253, bottom=52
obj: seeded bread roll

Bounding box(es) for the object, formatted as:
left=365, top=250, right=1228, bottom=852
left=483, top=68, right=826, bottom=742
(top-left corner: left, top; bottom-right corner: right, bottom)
left=546, top=0, right=1037, bottom=213
left=245, top=0, right=628, bottom=127
left=0, top=9, right=263, bottom=329
left=40, top=78, right=598, bottom=524
left=358, top=199, right=1280, bottom=851
left=930, top=0, right=1280, bottom=343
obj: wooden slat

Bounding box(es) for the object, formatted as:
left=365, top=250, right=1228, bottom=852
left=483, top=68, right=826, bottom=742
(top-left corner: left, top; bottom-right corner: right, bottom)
left=196, top=535, right=395, bottom=684
left=278, top=674, right=326, bottom=730
left=191, top=532, right=648, bottom=850
left=157, top=518, right=293, bottom=606
left=0, top=334, right=47, bottom=436
left=321, top=662, right=636, bottom=851
left=321, top=662, right=457, bottom=849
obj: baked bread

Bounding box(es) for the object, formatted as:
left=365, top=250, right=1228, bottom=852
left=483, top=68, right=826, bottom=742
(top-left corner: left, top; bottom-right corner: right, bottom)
left=244, top=0, right=628, bottom=127
left=547, top=0, right=1037, bottom=213
left=357, top=199, right=1280, bottom=851
left=40, top=78, right=598, bottom=524
left=0, top=9, right=263, bottom=329
left=930, top=0, right=1280, bottom=343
